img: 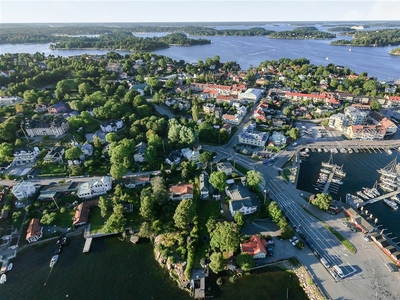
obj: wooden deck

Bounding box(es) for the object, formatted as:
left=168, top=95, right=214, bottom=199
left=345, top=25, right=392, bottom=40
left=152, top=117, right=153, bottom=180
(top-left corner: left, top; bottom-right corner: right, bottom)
left=83, top=238, right=92, bottom=253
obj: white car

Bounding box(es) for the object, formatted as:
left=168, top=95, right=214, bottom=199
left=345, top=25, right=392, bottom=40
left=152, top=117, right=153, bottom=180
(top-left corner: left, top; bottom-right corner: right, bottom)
left=292, top=142, right=297, bottom=146
left=292, top=239, right=300, bottom=246
left=289, top=236, right=298, bottom=243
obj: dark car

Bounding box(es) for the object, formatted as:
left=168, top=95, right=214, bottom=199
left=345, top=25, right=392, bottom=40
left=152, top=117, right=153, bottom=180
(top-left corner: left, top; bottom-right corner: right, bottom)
left=49, top=182, right=57, bottom=185
left=267, top=247, right=274, bottom=256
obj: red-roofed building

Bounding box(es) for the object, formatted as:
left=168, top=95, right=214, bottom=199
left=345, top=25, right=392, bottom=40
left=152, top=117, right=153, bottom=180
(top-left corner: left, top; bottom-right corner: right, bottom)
left=169, top=183, right=194, bottom=201
left=72, top=200, right=99, bottom=227
left=26, top=218, right=43, bottom=243
left=386, top=96, right=400, bottom=108
left=346, top=125, right=386, bottom=140
left=240, top=235, right=267, bottom=259
left=285, top=92, right=327, bottom=103
left=253, top=108, right=267, bottom=122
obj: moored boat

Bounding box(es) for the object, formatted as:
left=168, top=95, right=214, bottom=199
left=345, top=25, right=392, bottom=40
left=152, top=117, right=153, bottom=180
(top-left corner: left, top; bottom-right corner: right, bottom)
left=0, top=274, right=6, bottom=284
left=320, top=168, right=331, bottom=174
left=332, top=178, right=343, bottom=185
left=50, top=255, right=59, bottom=268
left=383, top=199, right=398, bottom=211
left=357, top=191, right=369, bottom=200
left=7, top=263, right=13, bottom=271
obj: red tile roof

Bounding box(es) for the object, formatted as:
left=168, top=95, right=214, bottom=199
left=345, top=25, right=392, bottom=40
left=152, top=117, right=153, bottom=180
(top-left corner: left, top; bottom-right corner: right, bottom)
left=240, top=235, right=267, bottom=256
left=26, top=218, right=41, bottom=240
left=169, top=183, right=193, bottom=196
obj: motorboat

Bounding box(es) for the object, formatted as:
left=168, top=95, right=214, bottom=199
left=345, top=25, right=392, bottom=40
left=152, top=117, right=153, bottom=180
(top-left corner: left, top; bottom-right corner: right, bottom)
left=362, top=187, right=376, bottom=198
left=318, top=148, right=322, bottom=152
left=7, top=263, right=13, bottom=271
left=0, top=274, right=6, bottom=284
left=320, top=168, right=331, bottom=174
left=383, top=199, right=398, bottom=211
left=380, top=184, right=395, bottom=192
left=354, top=148, right=359, bottom=153
left=50, top=255, right=59, bottom=268
left=347, top=148, right=353, bottom=153
left=357, top=191, right=370, bottom=200
left=340, top=148, right=347, bottom=153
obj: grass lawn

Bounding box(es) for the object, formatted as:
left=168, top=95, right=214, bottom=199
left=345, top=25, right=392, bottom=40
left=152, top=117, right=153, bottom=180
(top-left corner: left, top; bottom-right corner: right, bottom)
left=193, top=199, right=221, bottom=268
left=88, top=206, right=107, bottom=234
left=39, top=163, right=67, bottom=175
left=234, top=163, right=249, bottom=175
left=125, top=211, right=143, bottom=231
left=54, top=208, right=75, bottom=228
left=213, top=266, right=308, bottom=300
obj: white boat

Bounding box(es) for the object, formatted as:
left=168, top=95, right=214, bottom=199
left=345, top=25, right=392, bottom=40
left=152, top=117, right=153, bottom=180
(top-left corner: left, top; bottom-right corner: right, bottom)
left=318, top=148, right=322, bottom=152
left=354, top=148, right=359, bottom=153
left=380, top=184, right=395, bottom=192
left=349, top=46, right=352, bottom=52
left=50, top=255, right=59, bottom=268
left=323, top=148, right=329, bottom=153
left=357, top=191, right=369, bottom=200
left=334, top=166, right=346, bottom=177
left=320, top=168, right=331, bottom=174
left=348, top=148, right=353, bottom=153
left=362, top=188, right=376, bottom=198
left=7, top=263, right=13, bottom=271
left=340, top=148, right=347, bottom=153
left=0, top=274, right=6, bottom=284
left=383, top=199, right=398, bottom=211
left=332, top=178, right=343, bottom=185
left=391, top=195, right=400, bottom=204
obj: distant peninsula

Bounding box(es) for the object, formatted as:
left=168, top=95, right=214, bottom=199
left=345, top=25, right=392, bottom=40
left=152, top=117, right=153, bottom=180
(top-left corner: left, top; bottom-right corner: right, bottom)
left=331, top=28, right=400, bottom=47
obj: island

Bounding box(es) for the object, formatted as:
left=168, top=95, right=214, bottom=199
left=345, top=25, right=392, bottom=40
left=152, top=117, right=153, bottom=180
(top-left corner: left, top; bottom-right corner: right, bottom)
left=268, top=26, right=336, bottom=39
left=331, top=28, right=400, bottom=47
left=390, top=47, right=400, bottom=55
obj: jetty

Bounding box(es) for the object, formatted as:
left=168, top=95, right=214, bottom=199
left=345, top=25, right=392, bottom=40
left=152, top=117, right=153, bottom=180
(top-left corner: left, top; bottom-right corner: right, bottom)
left=83, top=238, right=92, bottom=253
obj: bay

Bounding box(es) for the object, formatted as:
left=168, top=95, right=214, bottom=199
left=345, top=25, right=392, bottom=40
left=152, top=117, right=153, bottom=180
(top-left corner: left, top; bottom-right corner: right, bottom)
left=297, top=150, right=400, bottom=240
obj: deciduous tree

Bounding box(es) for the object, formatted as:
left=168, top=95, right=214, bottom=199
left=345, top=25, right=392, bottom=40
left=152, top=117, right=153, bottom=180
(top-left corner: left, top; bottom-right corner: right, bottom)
left=173, top=199, right=197, bottom=229
left=209, top=252, right=224, bottom=274
left=236, top=253, right=254, bottom=271
left=209, top=171, right=227, bottom=193
left=246, top=170, right=263, bottom=189
left=210, top=221, right=239, bottom=252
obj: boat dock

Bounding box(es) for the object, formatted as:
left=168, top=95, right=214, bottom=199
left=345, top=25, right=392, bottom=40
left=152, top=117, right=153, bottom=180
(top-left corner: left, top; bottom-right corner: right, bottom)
left=83, top=238, right=92, bottom=253
left=357, top=190, right=400, bottom=207
left=0, top=259, right=9, bottom=274
left=322, top=165, right=337, bottom=194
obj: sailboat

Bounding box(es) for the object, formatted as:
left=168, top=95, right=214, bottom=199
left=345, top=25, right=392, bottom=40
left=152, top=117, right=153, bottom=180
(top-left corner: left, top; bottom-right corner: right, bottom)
left=349, top=46, right=352, bottom=52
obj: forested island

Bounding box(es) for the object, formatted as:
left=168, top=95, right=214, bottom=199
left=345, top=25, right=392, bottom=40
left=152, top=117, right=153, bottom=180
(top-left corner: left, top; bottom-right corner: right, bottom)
left=331, top=28, right=400, bottom=47
left=269, top=26, right=336, bottom=39
left=49, top=32, right=210, bottom=51
left=390, top=47, right=400, bottom=55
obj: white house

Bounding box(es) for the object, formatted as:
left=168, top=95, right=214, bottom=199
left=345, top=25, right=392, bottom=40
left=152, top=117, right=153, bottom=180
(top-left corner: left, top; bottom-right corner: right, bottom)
left=100, top=119, right=124, bottom=132
left=238, top=122, right=269, bottom=147
left=199, top=171, right=210, bottom=200
left=134, top=142, right=147, bottom=162
left=238, top=88, right=262, bottom=103
left=217, top=161, right=235, bottom=176
left=169, top=183, right=194, bottom=201
left=181, top=148, right=200, bottom=161
left=270, top=132, right=287, bottom=146
left=77, top=176, right=112, bottom=199
left=0, top=95, right=23, bottom=107
left=12, top=147, right=40, bottom=166
left=12, top=181, right=36, bottom=201
left=226, top=184, right=257, bottom=216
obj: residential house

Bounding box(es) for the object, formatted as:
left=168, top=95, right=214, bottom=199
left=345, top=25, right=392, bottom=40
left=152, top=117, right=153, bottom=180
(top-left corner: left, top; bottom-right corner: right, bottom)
left=202, top=103, right=216, bottom=114
left=25, top=116, right=70, bottom=137
left=43, top=146, right=65, bottom=163
left=217, top=161, right=235, bottom=176
left=72, top=200, right=99, bottom=227
left=221, top=123, right=232, bottom=134
left=385, top=96, right=400, bottom=108
left=105, top=62, right=122, bottom=72
left=12, top=181, right=36, bottom=201
left=85, top=130, right=106, bottom=143
left=134, top=142, right=147, bottom=162
left=240, top=235, right=267, bottom=259
left=100, top=119, right=124, bottom=132
left=199, top=171, right=210, bottom=200
left=346, top=125, right=386, bottom=140
left=77, top=176, right=112, bottom=199
left=214, top=107, right=223, bottom=119
left=165, top=150, right=182, bottom=165
left=11, top=147, right=40, bottom=166
left=181, top=148, right=200, bottom=161
left=81, top=142, right=94, bottom=156
left=0, top=96, right=23, bottom=107
left=226, top=183, right=257, bottom=216
left=169, top=183, right=194, bottom=201
left=216, top=95, right=234, bottom=105
left=122, top=175, right=151, bottom=189
left=368, top=111, right=397, bottom=136
left=26, top=218, right=43, bottom=243
left=238, top=122, right=269, bottom=147
left=47, top=101, right=69, bottom=114
left=270, top=131, right=287, bottom=146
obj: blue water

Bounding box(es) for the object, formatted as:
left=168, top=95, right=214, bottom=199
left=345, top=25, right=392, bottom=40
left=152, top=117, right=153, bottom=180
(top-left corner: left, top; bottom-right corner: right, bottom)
left=297, top=150, right=400, bottom=240
left=1, top=24, right=400, bottom=80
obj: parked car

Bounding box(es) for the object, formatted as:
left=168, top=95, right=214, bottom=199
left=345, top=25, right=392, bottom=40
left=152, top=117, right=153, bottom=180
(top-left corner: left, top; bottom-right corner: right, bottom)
left=289, top=236, right=298, bottom=243
left=267, top=247, right=274, bottom=256
left=49, top=182, right=57, bottom=185
left=362, top=235, right=371, bottom=242
left=292, top=239, right=300, bottom=246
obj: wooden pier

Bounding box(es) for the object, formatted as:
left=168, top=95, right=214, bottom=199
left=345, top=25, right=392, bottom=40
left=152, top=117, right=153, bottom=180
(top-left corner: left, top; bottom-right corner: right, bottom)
left=83, top=238, right=92, bottom=253
left=322, top=165, right=337, bottom=194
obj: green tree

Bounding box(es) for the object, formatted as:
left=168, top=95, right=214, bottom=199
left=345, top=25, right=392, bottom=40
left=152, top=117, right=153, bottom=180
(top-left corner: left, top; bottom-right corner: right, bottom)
left=40, top=212, right=57, bottom=225
left=370, top=99, right=382, bottom=111
left=151, top=176, right=168, bottom=205
left=234, top=211, right=245, bottom=228
left=98, top=196, right=110, bottom=218
left=288, top=127, right=301, bottom=140
left=110, top=164, right=127, bottom=180
left=78, top=82, right=91, bottom=96
left=312, top=193, right=332, bottom=210
left=236, top=253, right=254, bottom=271
left=209, top=252, right=224, bottom=274
left=105, top=132, right=118, bottom=143
left=209, top=171, right=227, bottom=193
left=246, top=170, right=263, bottom=189
left=198, top=151, right=213, bottom=166
left=268, top=201, right=284, bottom=223
left=210, top=221, right=239, bottom=252
left=173, top=199, right=197, bottom=229
left=64, top=146, right=83, bottom=161
left=0, top=142, right=13, bottom=162
left=103, top=211, right=125, bottom=233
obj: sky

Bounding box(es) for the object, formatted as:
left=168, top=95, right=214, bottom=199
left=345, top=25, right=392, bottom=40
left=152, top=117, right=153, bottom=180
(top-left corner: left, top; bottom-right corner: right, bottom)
left=1, top=0, right=400, bottom=23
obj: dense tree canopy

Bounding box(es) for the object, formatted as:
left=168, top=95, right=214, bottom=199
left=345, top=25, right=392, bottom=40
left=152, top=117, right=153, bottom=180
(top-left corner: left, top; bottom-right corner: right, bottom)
left=173, top=199, right=197, bottom=229
left=210, top=221, right=239, bottom=253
